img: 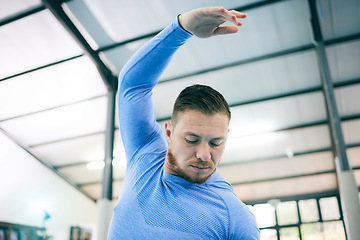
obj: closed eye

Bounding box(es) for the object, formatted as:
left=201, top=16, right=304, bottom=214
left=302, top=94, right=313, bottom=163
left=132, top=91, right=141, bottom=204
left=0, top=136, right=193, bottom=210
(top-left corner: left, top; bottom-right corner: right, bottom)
left=185, top=138, right=199, bottom=145
left=209, top=140, right=223, bottom=148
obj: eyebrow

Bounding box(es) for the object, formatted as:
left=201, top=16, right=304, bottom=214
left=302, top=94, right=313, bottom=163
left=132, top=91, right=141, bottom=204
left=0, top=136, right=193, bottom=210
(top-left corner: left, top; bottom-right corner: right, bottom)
left=184, top=132, right=224, bottom=140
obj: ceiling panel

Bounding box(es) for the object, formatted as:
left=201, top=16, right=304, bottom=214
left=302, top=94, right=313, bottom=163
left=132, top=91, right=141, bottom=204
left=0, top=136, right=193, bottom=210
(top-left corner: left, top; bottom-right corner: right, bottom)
left=335, top=84, right=360, bottom=116
left=223, top=125, right=331, bottom=163
left=354, top=169, right=360, bottom=186
left=0, top=57, right=107, bottom=120
left=59, top=165, right=103, bottom=185
left=219, top=151, right=334, bottom=184
left=342, top=119, right=360, bottom=144
left=347, top=147, right=360, bottom=168
left=59, top=162, right=126, bottom=185
left=0, top=10, right=82, bottom=79
left=230, top=92, right=326, bottom=137
left=33, top=133, right=106, bottom=166
left=326, top=40, right=360, bottom=83
left=81, top=180, right=123, bottom=200
left=318, top=0, right=360, bottom=40
left=234, top=173, right=338, bottom=202
left=0, top=97, right=107, bottom=146
left=33, top=129, right=124, bottom=167
left=81, top=183, right=101, bottom=200
left=0, top=0, right=40, bottom=19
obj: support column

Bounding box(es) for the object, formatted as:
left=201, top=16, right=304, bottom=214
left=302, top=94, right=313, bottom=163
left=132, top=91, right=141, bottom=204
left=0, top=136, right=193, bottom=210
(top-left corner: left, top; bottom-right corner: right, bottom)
left=97, top=89, right=116, bottom=240
left=308, top=1, right=360, bottom=239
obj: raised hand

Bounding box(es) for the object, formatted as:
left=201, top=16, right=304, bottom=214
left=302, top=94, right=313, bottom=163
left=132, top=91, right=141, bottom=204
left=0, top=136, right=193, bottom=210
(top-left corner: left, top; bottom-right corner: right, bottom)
left=178, top=6, right=247, bottom=38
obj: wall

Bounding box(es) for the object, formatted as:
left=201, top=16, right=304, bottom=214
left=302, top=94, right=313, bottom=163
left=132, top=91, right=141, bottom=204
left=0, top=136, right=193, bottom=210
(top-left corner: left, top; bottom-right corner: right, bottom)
left=0, top=132, right=98, bottom=239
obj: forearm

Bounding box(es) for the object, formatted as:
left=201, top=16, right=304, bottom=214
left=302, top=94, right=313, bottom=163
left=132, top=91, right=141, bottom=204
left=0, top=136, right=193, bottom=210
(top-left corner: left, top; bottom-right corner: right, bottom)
left=118, top=17, right=192, bottom=160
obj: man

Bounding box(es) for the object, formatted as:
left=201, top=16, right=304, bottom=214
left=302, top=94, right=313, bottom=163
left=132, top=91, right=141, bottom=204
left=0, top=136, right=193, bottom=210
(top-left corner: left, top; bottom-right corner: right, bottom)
left=108, top=6, right=260, bottom=239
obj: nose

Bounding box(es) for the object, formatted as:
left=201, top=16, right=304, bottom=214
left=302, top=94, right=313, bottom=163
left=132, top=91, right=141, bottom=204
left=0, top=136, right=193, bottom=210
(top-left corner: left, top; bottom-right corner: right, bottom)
left=196, top=143, right=211, bottom=162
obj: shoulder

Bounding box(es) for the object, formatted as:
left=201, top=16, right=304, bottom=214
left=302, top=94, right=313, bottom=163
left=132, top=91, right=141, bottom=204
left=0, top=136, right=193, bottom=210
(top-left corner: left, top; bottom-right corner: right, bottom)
left=206, top=174, right=260, bottom=239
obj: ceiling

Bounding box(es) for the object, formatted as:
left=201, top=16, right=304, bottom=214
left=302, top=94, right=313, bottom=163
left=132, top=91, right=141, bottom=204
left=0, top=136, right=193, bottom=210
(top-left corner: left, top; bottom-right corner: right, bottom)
left=0, top=0, right=359, bottom=203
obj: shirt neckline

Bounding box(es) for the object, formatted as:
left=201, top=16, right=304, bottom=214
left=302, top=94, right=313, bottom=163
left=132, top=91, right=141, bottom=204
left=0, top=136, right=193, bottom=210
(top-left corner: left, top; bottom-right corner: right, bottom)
left=162, top=168, right=220, bottom=187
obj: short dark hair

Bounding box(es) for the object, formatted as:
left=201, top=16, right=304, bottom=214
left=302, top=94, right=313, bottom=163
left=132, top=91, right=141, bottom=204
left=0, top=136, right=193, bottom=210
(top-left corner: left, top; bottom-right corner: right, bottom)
left=171, top=84, right=231, bottom=124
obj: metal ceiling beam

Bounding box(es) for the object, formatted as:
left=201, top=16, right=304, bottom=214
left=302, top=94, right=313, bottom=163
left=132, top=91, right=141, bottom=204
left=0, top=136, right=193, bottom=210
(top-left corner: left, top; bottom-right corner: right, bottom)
left=245, top=190, right=341, bottom=206
left=325, top=32, right=360, bottom=46
left=0, top=55, right=83, bottom=83
left=0, top=95, right=105, bottom=122
left=41, top=0, right=117, bottom=91
left=232, top=170, right=336, bottom=186
left=101, top=90, right=116, bottom=200
left=0, top=4, right=45, bottom=27
left=308, top=0, right=360, bottom=238
left=309, top=0, right=350, bottom=171
left=0, top=0, right=72, bottom=27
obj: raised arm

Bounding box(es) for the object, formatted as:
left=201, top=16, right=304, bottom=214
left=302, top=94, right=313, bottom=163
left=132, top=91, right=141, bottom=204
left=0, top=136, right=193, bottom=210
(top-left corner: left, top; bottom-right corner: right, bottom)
left=118, top=7, right=247, bottom=162
left=118, top=18, right=192, bottom=161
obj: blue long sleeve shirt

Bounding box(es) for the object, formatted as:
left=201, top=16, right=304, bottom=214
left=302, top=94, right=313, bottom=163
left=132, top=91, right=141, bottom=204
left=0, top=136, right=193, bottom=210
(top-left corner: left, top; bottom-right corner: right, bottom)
left=107, top=17, right=260, bottom=240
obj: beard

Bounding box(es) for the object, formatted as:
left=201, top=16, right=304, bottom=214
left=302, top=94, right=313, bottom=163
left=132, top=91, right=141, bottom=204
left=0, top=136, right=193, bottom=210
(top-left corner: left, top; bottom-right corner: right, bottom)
left=166, top=149, right=215, bottom=184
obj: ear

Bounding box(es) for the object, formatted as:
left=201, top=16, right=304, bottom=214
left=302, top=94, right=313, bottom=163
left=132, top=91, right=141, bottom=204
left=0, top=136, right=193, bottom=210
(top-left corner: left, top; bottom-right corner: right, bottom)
left=165, top=121, right=173, bottom=143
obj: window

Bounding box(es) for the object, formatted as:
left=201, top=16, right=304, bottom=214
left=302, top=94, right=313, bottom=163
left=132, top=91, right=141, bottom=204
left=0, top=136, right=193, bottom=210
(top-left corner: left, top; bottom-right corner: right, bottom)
left=277, top=201, right=298, bottom=225
left=319, top=197, right=340, bottom=221
left=279, top=227, right=299, bottom=240
left=299, top=199, right=319, bottom=222
left=247, top=194, right=346, bottom=240
left=253, top=203, right=276, bottom=228
left=260, top=229, right=277, bottom=240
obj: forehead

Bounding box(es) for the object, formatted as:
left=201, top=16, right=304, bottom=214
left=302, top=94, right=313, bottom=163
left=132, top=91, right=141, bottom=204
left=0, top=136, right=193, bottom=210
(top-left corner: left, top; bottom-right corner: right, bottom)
left=173, top=110, right=229, bottom=135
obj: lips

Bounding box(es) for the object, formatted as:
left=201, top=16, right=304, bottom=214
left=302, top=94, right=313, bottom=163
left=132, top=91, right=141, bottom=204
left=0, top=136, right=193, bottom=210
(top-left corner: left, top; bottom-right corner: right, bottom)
left=190, top=165, right=211, bottom=172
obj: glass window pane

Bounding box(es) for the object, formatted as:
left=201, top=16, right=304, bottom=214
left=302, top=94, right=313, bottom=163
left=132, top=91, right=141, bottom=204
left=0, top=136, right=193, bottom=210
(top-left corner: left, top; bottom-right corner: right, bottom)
left=319, top=197, right=340, bottom=221
left=277, top=201, right=298, bottom=225
left=299, top=199, right=319, bottom=222
left=301, top=223, right=323, bottom=240
left=260, top=229, right=277, bottom=240
left=253, top=203, right=276, bottom=228
left=280, top=227, right=300, bottom=240
left=322, top=221, right=346, bottom=240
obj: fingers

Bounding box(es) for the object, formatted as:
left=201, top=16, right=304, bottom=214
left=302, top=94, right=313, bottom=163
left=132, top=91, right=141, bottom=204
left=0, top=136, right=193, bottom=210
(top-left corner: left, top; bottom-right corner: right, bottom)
left=229, top=10, right=247, bottom=19
left=212, top=8, right=246, bottom=36
left=205, top=7, right=247, bottom=26
left=225, top=10, right=247, bottom=26
left=213, top=26, right=239, bottom=36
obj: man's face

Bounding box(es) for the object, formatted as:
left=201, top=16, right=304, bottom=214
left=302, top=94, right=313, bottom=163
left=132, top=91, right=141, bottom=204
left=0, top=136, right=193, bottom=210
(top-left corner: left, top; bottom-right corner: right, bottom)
left=164, top=110, right=229, bottom=184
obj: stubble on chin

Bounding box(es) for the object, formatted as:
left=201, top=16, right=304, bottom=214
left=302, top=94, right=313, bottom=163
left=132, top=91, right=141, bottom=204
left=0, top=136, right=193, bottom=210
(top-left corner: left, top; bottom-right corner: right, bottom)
left=166, top=149, right=214, bottom=184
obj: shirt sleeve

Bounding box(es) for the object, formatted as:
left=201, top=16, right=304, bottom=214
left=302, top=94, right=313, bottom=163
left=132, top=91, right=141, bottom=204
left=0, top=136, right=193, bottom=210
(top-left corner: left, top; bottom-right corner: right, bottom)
left=229, top=200, right=260, bottom=240
left=118, top=17, right=192, bottom=163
